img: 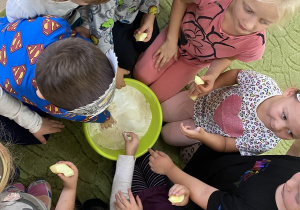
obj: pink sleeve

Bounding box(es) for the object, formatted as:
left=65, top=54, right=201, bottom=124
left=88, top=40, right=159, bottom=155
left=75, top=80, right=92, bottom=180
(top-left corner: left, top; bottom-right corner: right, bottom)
left=234, top=32, right=266, bottom=62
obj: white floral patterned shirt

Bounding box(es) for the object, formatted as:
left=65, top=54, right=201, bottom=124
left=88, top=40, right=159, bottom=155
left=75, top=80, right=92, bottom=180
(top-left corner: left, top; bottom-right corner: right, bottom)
left=194, top=70, right=282, bottom=155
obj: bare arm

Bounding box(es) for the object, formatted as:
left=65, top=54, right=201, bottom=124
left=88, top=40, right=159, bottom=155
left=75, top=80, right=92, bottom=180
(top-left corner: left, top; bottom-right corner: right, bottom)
left=153, top=0, right=193, bottom=69
left=55, top=188, right=76, bottom=210
left=167, top=0, right=192, bottom=45
left=149, top=149, right=218, bottom=209
left=55, top=162, right=78, bottom=210
left=213, top=68, right=242, bottom=90
left=180, top=123, right=238, bottom=152
left=197, top=58, right=235, bottom=94
left=286, top=140, right=300, bottom=156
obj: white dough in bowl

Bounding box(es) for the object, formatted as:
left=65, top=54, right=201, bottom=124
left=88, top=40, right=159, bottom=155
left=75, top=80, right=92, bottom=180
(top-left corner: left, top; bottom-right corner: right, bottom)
left=87, top=86, right=152, bottom=150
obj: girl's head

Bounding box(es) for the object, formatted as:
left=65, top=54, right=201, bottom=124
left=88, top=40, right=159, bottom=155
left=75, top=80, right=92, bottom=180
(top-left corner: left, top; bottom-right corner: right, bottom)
left=275, top=172, right=300, bottom=209
left=227, top=0, right=300, bottom=36
left=0, top=142, right=13, bottom=192
left=266, top=87, right=300, bottom=140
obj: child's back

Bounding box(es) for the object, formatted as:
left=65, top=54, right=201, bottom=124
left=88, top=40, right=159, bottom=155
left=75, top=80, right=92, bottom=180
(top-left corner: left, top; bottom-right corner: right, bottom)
left=0, top=16, right=115, bottom=123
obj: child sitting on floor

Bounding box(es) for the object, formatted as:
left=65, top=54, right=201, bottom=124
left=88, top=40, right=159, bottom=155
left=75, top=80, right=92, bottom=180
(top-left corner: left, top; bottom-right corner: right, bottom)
left=0, top=16, right=117, bottom=126
left=161, top=69, right=300, bottom=162
left=134, top=0, right=300, bottom=102
left=0, top=87, right=64, bottom=144
left=0, top=142, right=78, bottom=210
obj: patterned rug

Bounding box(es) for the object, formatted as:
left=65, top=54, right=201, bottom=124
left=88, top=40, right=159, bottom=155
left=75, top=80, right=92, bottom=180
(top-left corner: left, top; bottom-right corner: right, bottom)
left=1, top=0, right=300, bottom=205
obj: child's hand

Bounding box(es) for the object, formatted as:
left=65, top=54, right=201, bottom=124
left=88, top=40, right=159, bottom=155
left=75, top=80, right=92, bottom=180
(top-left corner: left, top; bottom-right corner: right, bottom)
left=115, top=189, right=143, bottom=210
left=116, top=66, right=130, bottom=89
left=169, top=184, right=190, bottom=206
left=180, top=122, right=205, bottom=140
left=73, top=26, right=90, bottom=39
left=33, top=117, right=64, bottom=144
left=134, top=14, right=155, bottom=42
left=101, top=116, right=115, bottom=129
left=122, top=132, right=140, bottom=156
left=56, top=161, right=78, bottom=191
left=196, top=74, right=217, bottom=96
left=148, top=148, right=175, bottom=175
left=153, top=39, right=178, bottom=70
left=188, top=82, right=202, bottom=100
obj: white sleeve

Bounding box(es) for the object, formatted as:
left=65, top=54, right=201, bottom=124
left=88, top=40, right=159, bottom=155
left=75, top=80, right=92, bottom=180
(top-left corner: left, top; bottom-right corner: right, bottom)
left=110, top=155, right=136, bottom=210
left=0, top=88, right=42, bottom=133
left=6, top=0, right=31, bottom=22
left=6, top=0, right=47, bottom=22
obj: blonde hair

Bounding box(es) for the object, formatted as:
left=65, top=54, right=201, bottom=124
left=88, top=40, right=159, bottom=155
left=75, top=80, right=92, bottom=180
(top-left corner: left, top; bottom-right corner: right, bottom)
left=0, top=142, right=13, bottom=192
left=257, top=0, right=300, bottom=22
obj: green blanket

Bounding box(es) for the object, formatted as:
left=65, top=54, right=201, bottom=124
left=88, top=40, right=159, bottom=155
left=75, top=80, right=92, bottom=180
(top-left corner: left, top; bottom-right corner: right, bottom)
left=1, top=2, right=300, bottom=205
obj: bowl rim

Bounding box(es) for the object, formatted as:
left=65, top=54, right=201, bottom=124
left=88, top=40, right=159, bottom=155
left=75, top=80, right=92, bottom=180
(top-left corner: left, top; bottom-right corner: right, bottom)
left=83, top=78, right=162, bottom=161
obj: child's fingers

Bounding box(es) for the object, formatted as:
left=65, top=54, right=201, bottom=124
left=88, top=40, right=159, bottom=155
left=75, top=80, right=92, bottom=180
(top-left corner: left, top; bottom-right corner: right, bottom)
left=56, top=161, right=78, bottom=174
left=156, top=150, right=166, bottom=157
left=159, top=56, right=168, bottom=69
left=154, top=54, right=164, bottom=69
left=173, top=52, right=178, bottom=61
left=114, top=194, right=124, bottom=208
left=36, top=135, right=47, bottom=144
left=127, top=188, right=135, bottom=202
left=118, top=190, right=129, bottom=205
left=169, top=184, right=182, bottom=196
left=148, top=148, right=163, bottom=158
left=136, top=195, right=143, bottom=207
left=148, top=148, right=155, bottom=155
left=122, top=132, right=131, bottom=141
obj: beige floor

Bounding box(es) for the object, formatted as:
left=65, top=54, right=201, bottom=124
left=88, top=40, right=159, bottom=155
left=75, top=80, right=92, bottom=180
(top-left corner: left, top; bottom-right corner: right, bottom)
left=0, top=0, right=6, bottom=12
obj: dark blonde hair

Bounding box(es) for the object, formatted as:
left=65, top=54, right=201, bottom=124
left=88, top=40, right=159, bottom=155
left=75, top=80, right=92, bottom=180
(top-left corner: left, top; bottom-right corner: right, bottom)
left=0, top=142, right=13, bottom=192
left=35, top=38, right=115, bottom=111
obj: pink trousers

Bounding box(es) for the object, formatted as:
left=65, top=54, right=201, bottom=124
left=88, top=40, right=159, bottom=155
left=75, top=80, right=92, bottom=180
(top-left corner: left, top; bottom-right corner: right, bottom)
left=161, top=90, right=199, bottom=146
left=134, top=27, right=207, bottom=102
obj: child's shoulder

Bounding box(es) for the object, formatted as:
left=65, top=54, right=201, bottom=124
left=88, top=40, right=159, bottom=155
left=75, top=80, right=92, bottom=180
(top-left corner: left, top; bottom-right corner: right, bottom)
left=238, top=70, right=280, bottom=89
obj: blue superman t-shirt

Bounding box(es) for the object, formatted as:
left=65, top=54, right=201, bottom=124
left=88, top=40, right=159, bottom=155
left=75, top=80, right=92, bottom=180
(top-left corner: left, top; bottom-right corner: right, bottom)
left=0, top=16, right=110, bottom=123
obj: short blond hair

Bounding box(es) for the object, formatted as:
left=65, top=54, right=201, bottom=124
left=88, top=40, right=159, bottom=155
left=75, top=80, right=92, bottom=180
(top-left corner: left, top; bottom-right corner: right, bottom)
left=257, top=0, right=300, bottom=22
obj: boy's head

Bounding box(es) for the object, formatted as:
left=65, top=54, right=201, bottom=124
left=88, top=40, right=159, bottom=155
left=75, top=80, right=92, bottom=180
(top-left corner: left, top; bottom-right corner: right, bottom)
left=35, top=37, right=115, bottom=113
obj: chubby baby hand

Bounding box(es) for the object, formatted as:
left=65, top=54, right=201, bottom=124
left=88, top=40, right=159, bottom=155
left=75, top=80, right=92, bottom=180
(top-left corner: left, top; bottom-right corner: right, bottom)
left=101, top=116, right=115, bottom=129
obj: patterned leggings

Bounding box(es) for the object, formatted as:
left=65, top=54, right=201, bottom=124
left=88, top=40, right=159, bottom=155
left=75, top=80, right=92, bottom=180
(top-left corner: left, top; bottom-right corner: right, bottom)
left=131, top=153, right=168, bottom=196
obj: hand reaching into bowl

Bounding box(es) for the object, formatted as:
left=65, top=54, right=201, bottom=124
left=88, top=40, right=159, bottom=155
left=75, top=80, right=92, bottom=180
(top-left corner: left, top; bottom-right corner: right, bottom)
left=122, top=132, right=140, bottom=156
left=100, top=116, right=115, bottom=129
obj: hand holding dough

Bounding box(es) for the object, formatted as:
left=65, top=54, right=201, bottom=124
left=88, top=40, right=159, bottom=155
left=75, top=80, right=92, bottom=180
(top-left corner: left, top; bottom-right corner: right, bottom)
left=50, top=163, right=74, bottom=177
left=135, top=33, right=147, bottom=41
left=189, top=76, right=205, bottom=101
left=194, top=75, right=204, bottom=85
left=168, top=194, right=185, bottom=203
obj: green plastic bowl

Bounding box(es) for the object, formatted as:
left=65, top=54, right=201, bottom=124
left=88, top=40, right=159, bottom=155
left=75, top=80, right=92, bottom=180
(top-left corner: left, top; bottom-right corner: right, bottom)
left=83, top=78, right=162, bottom=161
